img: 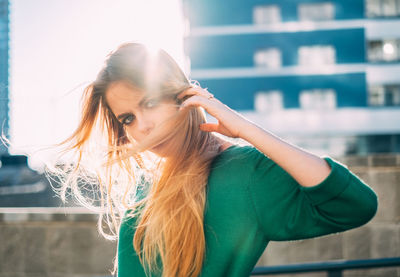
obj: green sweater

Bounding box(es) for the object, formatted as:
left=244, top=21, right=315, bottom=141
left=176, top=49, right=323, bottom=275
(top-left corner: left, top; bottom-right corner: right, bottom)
left=117, top=144, right=378, bottom=277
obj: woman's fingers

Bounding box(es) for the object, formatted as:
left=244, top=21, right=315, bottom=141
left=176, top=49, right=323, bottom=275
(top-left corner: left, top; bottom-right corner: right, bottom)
left=178, top=94, right=219, bottom=114
left=177, top=86, right=247, bottom=138
left=177, top=87, right=214, bottom=101
left=177, top=87, right=219, bottom=114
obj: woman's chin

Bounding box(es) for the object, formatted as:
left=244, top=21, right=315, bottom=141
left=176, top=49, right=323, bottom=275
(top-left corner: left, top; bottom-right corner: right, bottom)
left=149, top=141, right=169, bottom=157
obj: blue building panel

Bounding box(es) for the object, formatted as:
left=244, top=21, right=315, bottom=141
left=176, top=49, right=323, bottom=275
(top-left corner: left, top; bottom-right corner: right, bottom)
left=193, top=73, right=367, bottom=110
left=186, top=28, right=365, bottom=69
left=0, top=0, right=8, bottom=154
left=184, top=0, right=365, bottom=27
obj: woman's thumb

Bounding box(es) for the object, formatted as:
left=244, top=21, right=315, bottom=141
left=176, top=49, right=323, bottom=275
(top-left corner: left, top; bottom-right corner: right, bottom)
left=199, top=123, right=218, bottom=132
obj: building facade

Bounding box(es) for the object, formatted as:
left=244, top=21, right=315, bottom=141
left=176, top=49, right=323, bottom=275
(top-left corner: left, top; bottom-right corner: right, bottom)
left=0, top=0, right=9, bottom=155
left=183, top=0, right=400, bottom=156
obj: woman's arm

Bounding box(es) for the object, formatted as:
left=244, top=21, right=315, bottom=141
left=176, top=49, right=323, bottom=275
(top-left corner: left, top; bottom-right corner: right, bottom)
left=244, top=146, right=378, bottom=240
left=238, top=120, right=332, bottom=188
left=178, top=86, right=378, bottom=239
left=178, top=86, right=331, bottom=188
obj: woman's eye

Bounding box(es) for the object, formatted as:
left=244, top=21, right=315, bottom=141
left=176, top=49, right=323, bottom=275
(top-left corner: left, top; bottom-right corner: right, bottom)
left=144, top=99, right=159, bottom=109
left=122, top=114, right=135, bottom=125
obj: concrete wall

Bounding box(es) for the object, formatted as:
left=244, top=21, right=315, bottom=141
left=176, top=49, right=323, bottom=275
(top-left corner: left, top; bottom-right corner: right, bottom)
left=0, top=211, right=117, bottom=277
left=0, top=154, right=399, bottom=277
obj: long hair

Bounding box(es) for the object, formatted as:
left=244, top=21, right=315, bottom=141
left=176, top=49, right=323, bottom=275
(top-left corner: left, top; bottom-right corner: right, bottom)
left=47, top=42, right=225, bottom=277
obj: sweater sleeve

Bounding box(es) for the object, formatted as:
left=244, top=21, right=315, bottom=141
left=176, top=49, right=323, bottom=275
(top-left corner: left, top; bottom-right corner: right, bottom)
left=245, top=146, right=378, bottom=241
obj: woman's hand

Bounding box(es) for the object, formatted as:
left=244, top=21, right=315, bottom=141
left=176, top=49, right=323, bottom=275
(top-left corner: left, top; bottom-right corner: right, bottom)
left=177, top=86, right=250, bottom=138
left=178, top=86, right=334, bottom=188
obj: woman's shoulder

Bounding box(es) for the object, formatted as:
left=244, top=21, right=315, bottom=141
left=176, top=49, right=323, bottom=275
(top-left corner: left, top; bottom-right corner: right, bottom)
left=218, top=142, right=269, bottom=158
left=211, top=142, right=272, bottom=171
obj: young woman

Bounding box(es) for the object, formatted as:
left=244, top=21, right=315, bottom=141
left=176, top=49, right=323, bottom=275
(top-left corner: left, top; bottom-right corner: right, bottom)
left=52, top=42, right=378, bottom=277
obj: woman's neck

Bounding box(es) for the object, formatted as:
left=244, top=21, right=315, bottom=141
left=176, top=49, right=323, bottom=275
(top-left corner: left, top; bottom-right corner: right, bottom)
left=217, top=138, right=234, bottom=153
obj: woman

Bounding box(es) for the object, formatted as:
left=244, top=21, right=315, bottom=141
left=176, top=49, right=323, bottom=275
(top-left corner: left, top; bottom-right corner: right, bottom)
left=51, top=42, right=378, bottom=277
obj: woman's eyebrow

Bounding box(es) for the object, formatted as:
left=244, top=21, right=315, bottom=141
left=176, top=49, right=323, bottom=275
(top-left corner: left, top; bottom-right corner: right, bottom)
left=138, top=96, right=150, bottom=107
left=116, top=96, right=149, bottom=120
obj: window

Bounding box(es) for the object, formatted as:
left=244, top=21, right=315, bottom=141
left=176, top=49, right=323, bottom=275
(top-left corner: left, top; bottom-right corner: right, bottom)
left=386, top=85, right=400, bottom=105
left=368, top=86, right=385, bottom=106
left=366, top=0, right=383, bottom=16
left=383, top=0, right=398, bottom=15
left=298, top=2, right=335, bottom=21
left=254, top=48, right=282, bottom=68
left=298, top=45, right=336, bottom=66
left=368, top=39, right=400, bottom=62
left=369, top=85, right=400, bottom=106
left=255, top=90, right=283, bottom=113
left=253, top=5, right=281, bottom=25
left=366, top=0, right=400, bottom=17
left=299, top=89, right=336, bottom=110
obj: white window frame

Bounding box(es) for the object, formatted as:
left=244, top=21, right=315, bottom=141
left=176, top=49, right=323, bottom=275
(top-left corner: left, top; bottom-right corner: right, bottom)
left=366, top=0, right=400, bottom=17
left=253, top=5, right=281, bottom=25
left=255, top=90, right=284, bottom=113
left=299, top=89, right=337, bottom=110
left=254, top=48, right=282, bottom=68
left=298, top=2, right=335, bottom=21
left=298, top=45, right=336, bottom=66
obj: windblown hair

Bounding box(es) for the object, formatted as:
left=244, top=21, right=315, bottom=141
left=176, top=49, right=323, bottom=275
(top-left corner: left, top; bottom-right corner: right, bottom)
left=46, top=42, right=226, bottom=277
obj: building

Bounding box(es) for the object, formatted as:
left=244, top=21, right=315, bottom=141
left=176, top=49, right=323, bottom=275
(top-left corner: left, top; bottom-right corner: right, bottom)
left=0, top=0, right=9, bottom=155
left=183, top=0, right=400, bottom=156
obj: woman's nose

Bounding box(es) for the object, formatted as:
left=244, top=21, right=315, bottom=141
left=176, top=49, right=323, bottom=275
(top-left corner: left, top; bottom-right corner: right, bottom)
left=136, top=114, right=154, bottom=135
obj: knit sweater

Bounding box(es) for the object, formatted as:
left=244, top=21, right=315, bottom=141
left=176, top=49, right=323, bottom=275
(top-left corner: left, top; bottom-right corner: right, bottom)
left=117, top=144, right=378, bottom=277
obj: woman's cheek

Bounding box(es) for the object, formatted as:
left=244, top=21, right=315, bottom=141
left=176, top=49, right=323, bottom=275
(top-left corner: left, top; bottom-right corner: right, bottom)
left=126, top=127, right=141, bottom=143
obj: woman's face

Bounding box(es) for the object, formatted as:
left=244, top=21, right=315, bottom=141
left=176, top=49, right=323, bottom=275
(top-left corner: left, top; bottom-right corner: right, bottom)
left=105, top=81, right=179, bottom=156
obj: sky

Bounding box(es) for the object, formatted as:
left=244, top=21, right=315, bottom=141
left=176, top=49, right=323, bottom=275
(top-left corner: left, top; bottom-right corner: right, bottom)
left=9, top=0, right=186, bottom=170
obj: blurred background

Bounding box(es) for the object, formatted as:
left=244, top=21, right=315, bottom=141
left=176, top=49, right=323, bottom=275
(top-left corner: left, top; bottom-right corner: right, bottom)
left=0, top=0, right=399, bottom=276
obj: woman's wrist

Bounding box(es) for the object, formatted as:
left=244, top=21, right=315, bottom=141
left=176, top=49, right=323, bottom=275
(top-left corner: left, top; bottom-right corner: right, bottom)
left=237, top=119, right=332, bottom=188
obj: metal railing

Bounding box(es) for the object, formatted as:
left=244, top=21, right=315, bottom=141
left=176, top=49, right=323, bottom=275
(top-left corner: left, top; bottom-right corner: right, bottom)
left=99, top=257, right=400, bottom=277
left=251, top=257, right=400, bottom=277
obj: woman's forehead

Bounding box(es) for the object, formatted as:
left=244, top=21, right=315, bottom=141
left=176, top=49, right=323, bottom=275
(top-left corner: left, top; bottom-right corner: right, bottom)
left=105, top=81, right=144, bottom=102
left=105, top=82, right=148, bottom=117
